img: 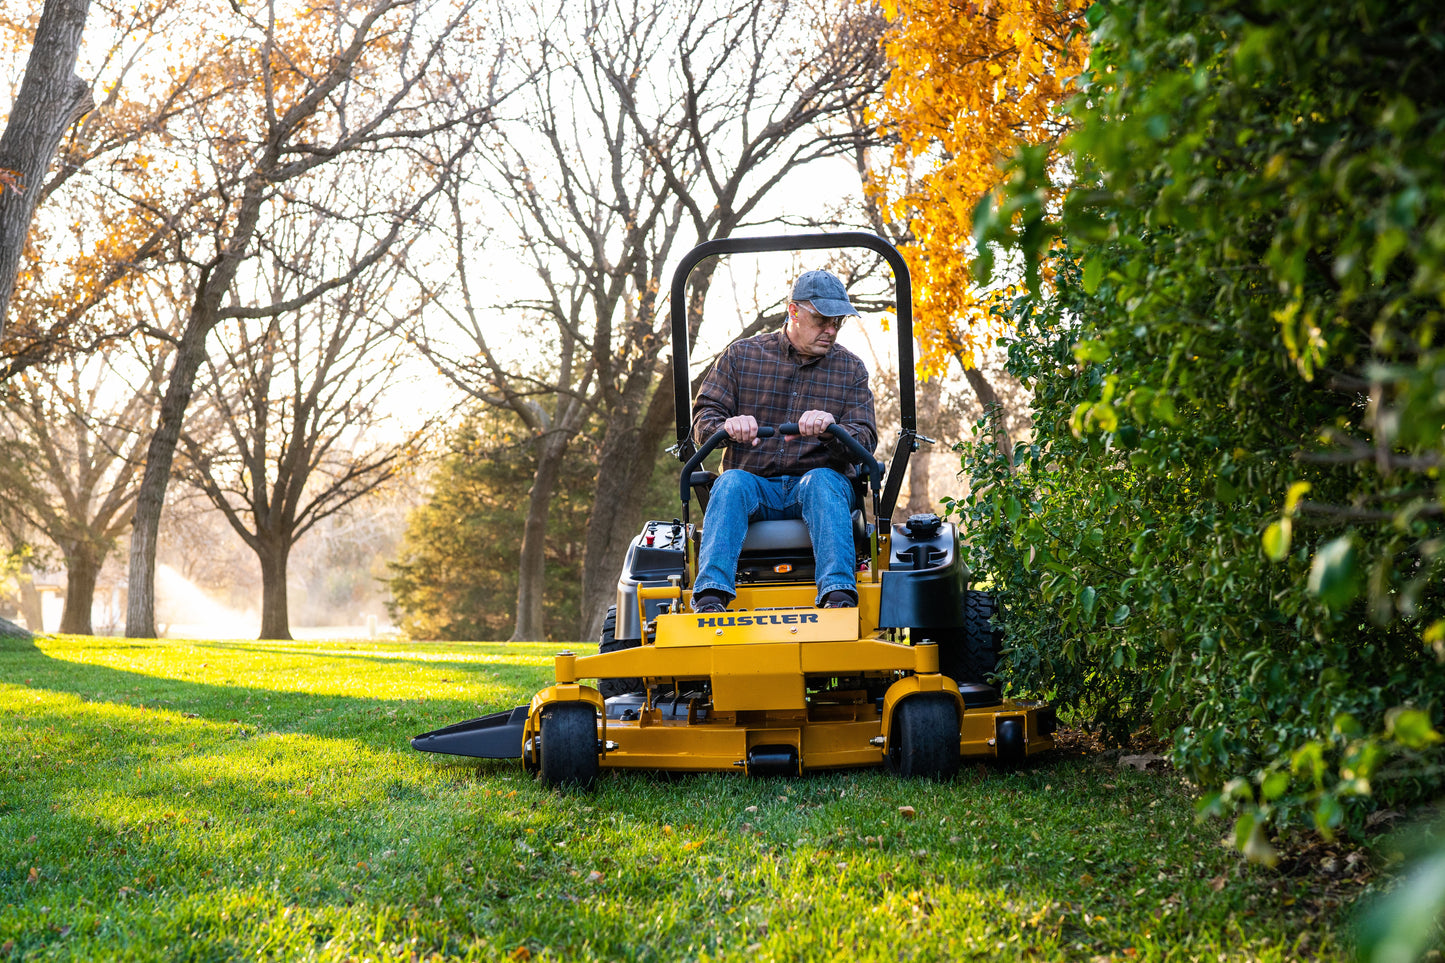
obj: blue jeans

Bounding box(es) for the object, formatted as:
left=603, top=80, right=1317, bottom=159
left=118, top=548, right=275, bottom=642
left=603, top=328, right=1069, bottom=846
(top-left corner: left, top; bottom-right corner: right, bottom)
left=694, top=468, right=856, bottom=606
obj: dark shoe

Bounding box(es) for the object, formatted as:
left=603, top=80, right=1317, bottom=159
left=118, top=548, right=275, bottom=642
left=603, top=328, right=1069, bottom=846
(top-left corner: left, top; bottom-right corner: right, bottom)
left=819, top=590, right=857, bottom=609
left=692, top=590, right=728, bottom=614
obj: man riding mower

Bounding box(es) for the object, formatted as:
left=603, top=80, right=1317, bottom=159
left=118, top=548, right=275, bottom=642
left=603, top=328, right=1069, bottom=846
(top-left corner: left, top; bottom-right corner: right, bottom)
left=411, top=232, right=1055, bottom=788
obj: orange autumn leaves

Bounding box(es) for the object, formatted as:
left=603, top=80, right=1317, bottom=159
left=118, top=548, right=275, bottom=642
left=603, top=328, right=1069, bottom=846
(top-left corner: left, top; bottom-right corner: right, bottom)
left=874, top=0, right=1089, bottom=377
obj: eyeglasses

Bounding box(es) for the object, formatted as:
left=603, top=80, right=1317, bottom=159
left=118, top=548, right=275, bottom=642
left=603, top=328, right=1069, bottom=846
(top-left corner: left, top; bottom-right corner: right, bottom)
left=796, top=303, right=846, bottom=331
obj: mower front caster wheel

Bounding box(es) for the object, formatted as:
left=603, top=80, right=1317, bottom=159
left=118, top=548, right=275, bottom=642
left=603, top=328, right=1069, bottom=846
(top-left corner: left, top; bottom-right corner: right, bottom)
left=539, top=703, right=600, bottom=791
left=889, top=695, right=960, bottom=779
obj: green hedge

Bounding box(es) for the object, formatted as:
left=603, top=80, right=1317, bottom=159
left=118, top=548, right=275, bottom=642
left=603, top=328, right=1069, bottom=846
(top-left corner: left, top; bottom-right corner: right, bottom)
left=962, top=0, right=1445, bottom=848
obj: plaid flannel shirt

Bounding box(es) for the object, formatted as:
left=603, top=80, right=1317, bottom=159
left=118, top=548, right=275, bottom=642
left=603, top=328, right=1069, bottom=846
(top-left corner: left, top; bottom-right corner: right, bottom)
left=691, top=329, right=877, bottom=477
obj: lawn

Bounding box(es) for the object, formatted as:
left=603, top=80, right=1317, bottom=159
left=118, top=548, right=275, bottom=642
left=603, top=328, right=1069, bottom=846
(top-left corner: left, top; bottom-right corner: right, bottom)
left=2, top=633, right=1366, bottom=961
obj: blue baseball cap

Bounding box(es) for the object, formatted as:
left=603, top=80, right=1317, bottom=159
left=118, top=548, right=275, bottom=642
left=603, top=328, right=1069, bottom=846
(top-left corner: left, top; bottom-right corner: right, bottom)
left=790, top=270, right=859, bottom=318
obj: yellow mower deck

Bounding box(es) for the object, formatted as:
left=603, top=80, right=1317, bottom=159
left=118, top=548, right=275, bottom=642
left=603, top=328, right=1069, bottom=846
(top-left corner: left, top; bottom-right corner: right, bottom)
left=522, top=579, right=1053, bottom=776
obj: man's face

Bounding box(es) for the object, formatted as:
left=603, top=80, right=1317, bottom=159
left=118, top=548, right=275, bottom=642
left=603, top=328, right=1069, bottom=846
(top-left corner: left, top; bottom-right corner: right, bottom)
left=786, top=301, right=845, bottom=357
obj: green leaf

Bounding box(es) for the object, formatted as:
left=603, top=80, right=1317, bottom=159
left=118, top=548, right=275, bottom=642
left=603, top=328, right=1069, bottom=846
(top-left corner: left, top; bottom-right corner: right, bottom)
left=1079, top=585, right=1097, bottom=618
left=1355, top=848, right=1445, bottom=963
left=1110, top=604, right=1130, bottom=625
left=1242, top=818, right=1279, bottom=867
left=1149, top=393, right=1178, bottom=425
left=1308, top=536, right=1361, bottom=610
left=1072, top=339, right=1110, bottom=364
left=1003, top=495, right=1022, bottom=524
left=1370, top=228, right=1407, bottom=282
left=1082, top=255, right=1103, bottom=294
left=1386, top=708, right=1444, bottom=750
left=1333, top=713, right=1362, bottom=738
left=1261, top=519, right=1291, bottom=561
left=1261, top=771, right=1289, bottom=801
left=1381, top=95, right=1419, bottom=137
left=1312, top=795, right=1343, bottom=838
left=1233, top=811, right=1255, bottom=851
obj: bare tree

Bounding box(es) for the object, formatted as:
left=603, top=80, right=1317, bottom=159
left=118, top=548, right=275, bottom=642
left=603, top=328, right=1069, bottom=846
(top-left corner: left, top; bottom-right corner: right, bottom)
left=406, top=0, right=886, bottom=641
left=176, top=201, right=421, bottom=641
left=0, top=0, right=93, bottom=334
left=114, top=0, right=509, bottom=637
left=0, top=0, right=199, bottom=370
left=0, top=341, right=165, bottom=632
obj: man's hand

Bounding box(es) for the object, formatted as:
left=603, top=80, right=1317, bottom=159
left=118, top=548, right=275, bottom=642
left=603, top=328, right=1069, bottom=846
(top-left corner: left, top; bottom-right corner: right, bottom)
left=796, top=410, right=836, bottom=437
left=724, top=414, right=760, bottom=446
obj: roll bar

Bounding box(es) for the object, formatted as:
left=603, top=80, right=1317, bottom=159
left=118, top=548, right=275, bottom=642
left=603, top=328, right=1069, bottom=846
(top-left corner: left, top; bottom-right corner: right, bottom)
left=669, top=233, right=916, bottom=452
left=668, top=232, right=917, bottom=522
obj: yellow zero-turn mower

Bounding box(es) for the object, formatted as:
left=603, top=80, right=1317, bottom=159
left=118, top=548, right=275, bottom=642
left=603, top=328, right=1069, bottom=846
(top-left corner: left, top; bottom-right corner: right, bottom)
left=411, top=232, right=1055, bottom=788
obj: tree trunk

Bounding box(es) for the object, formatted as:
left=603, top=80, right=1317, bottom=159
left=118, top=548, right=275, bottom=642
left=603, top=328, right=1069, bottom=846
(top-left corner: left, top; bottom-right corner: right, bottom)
left=509, top=432, right=570, bottom=642
left=58, top=541, right=102, bottom=635
left=904, top=447, right=934, bottom=516
left=17, top=566, right=45, bottom=632
left=125, top=310, right=216, bottom=637
left=905, top=377, right=943, bottom=516
left=257, top=541, right=293, bottom=641
left=0, top=0, right=93, bottom=334
left=576, top=273, right=723, bottom=643
left=578, top=378, right=677, bottom=643
left=958, top=360, right=1015, bottom=468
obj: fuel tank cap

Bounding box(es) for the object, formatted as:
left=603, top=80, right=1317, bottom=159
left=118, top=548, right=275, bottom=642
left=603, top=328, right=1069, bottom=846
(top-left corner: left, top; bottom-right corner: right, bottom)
left=904, top=513, right=942, bottom=539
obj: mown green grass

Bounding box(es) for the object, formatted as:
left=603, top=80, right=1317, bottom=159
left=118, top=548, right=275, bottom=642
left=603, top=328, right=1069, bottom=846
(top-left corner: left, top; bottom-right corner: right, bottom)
left=2, top=633, right=1357, bottom=961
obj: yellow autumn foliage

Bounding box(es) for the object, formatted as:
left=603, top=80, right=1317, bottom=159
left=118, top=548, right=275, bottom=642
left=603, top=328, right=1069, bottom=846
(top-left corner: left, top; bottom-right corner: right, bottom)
left=873, top=0, right=1089, bottom=377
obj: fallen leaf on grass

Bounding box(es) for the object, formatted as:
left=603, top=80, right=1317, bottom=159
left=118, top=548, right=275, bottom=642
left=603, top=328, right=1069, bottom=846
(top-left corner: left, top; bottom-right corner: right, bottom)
left=587, top=870, right=604, bottom=883
left=510, top=948, right=531, bottom=961
left=1118, top=753, right=1167, bottom=771
left=745, top=805, right=757, bottom=813
left=662, top=825, right=674, bottom=836
left=1210, top=875, right=1227, bottom=892
left=27, top=867, right=38, bottom=883
left=898, top=805, right=916, bottom=818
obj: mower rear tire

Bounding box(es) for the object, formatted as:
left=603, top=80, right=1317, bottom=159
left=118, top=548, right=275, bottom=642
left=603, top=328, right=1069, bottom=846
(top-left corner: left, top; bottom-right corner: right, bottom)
left=597, top=605, right=643, bottom=699
left=937, top=590, right=1001, bottom=684
left=539, top=702, right=599, bottom=791
left=889, top=695, right=960, bottom=779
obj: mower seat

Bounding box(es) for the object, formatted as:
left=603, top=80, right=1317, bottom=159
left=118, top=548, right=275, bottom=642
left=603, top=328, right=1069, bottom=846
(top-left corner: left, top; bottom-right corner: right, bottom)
left=739, top=514, right=869, bottom=556
left=734, top=512, right=869, bottom=586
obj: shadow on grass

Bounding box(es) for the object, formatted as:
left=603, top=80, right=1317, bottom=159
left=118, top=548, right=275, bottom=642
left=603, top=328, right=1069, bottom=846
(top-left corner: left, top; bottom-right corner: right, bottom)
left=0, top=633, right=543, bottom=808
